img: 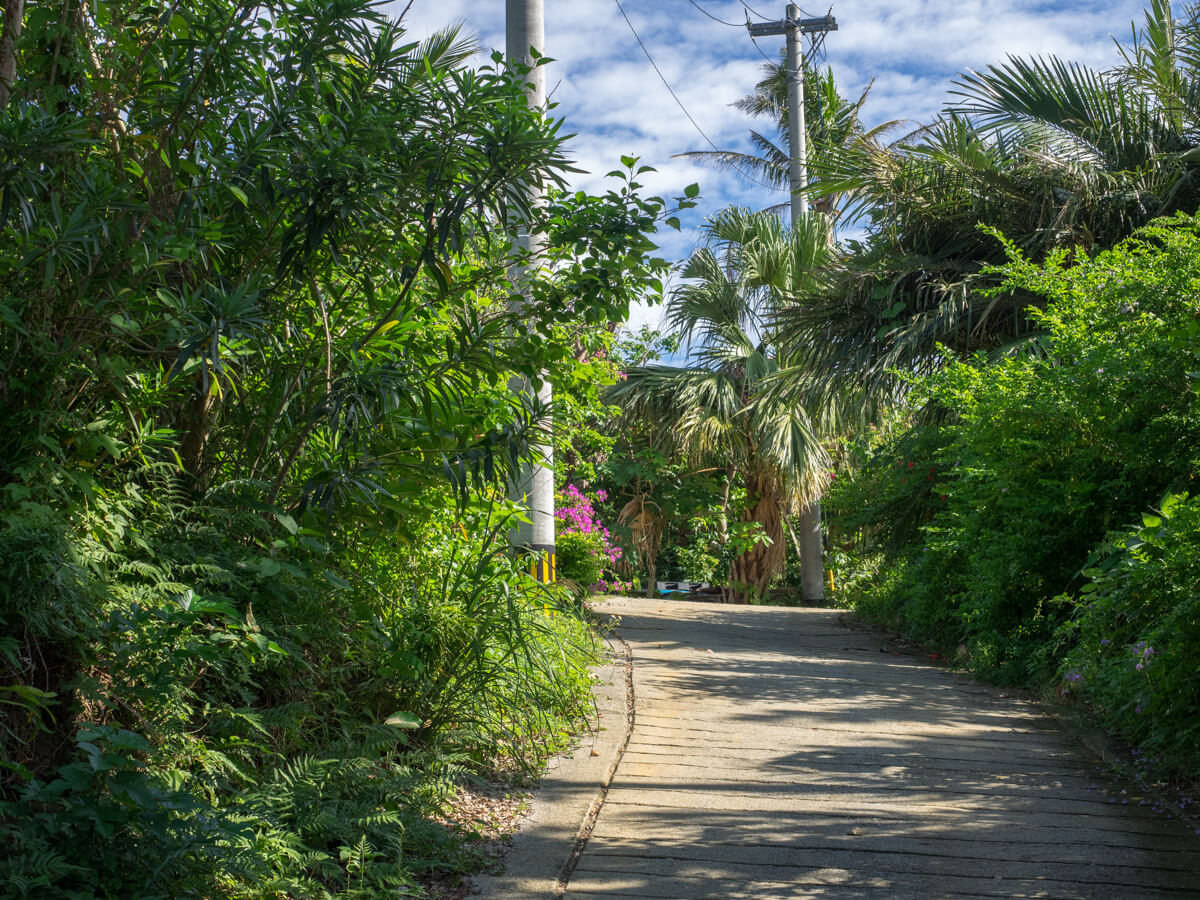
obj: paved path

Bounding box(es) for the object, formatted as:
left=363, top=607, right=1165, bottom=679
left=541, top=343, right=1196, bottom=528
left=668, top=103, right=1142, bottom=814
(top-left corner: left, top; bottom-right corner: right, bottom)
left=481, top=597, right=1200, bottom=899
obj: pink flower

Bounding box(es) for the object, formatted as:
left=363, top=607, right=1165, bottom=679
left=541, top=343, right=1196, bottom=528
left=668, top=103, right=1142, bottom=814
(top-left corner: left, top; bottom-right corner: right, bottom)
left=555, top=484, right=622, bottom=576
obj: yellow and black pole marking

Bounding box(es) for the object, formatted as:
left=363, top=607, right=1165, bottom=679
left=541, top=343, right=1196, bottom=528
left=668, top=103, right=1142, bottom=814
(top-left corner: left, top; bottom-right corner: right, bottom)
left=525, top=543, right=556, bottom=583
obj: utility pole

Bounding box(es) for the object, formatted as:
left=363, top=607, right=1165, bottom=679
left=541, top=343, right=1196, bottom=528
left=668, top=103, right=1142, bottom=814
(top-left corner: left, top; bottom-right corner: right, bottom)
left=506, top=0, right=556, bottom=582
left=748, top=6, right=837, bottom=605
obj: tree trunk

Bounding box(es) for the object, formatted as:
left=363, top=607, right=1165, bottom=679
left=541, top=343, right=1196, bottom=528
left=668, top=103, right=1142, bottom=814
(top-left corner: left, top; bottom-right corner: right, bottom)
left=724, top=471, right=785, bottom=603
left=0, top=0, right=25, bottom=110
left=618, top=497, right=664, bottom=600
left=180, top=382, right=214, bottom=484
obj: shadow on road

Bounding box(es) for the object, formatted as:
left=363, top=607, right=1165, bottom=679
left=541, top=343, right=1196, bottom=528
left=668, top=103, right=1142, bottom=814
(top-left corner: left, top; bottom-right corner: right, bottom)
left=552, top=600, right=1200, bottom=899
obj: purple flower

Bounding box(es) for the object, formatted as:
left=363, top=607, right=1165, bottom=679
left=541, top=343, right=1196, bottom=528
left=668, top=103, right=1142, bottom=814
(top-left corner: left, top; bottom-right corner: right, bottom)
left=1130, top=642, right=1156, bottom=670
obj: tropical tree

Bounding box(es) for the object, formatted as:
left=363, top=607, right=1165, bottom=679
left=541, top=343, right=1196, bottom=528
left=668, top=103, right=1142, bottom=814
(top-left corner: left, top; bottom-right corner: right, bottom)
left=784, top=0, right=1200, bottom=397
left=608, top=208, right=835, bottom=602
left=678, top=56, right=896, bottom=601
left=0, top=1, right=686, bottom=891
left=678, top=58, right=896, bottom=218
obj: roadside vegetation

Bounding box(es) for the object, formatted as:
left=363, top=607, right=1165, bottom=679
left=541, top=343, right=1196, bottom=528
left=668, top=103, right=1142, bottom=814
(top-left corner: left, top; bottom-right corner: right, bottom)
left=4, top=0, right=1200, bottom=893
left=0, top=1, right=687, bottom=896
left=599, top=0, right=1200, bottom=782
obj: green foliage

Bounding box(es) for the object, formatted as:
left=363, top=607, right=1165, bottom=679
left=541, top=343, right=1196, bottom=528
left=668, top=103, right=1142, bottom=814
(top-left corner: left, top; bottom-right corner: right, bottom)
left=1057, top=493, right=1200, bottom=777
left=0, top=475, right=598, bottom=896
left=839, top=214, right=1200, bottom=700
left=775, top=3, right=1200, bottom=406
left=1, top=725, right=218, bottom=899
left=667, top=513, right=726, bottom=584
left=347, top=500, right=599, bottom=761
left=581, top=325, right=726, bottom=596
left=0, top=0, right=671, bottom=894
left=766, top=0, right=1200, bottom=774
left=672, top=545, right=721, bottom=584
left=607, top=208, right=838, bottom=600
left=555, top=530, right=606, bottom=592
left=680, top=59, right=890, bottom=209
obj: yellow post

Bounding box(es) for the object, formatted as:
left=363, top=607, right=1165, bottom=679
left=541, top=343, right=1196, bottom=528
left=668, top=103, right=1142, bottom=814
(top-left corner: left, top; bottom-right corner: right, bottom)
left=526, top=546, right=556, bottom=583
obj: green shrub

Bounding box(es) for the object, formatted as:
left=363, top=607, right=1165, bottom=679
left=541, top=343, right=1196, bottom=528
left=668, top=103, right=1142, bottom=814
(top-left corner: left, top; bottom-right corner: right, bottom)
left=1056, top=493, right=1200, bottom=778
left=674, top=544, right=720, bottom=583
left=555, top=530, right=606, bottom=590
left=0, top=0, right=673, bottom=888
left=837, top=215, right=1200, bottom=686
left=347, top=502, right=600, bottom=763
left=0, top=488, right=600, bottom=899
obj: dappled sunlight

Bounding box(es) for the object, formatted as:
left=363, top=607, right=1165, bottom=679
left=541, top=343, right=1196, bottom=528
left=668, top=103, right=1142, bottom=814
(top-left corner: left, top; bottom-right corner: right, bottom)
left=554, top=598, right=1200, bottom=898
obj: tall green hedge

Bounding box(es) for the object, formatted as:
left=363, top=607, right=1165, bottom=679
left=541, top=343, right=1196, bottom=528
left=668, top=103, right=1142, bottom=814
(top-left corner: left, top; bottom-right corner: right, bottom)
left=834, top=216, right=1200, bottom=774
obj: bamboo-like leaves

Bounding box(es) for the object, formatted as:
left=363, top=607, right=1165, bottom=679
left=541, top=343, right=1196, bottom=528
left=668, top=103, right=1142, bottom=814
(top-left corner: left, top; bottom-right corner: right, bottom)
left=772, top=5, right=1200, bottom=410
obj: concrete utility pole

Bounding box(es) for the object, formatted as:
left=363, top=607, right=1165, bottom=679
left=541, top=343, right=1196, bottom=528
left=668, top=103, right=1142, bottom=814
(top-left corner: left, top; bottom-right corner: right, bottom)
left=506, top=0, right=556, bottom=582
left=748, top=6, right=837, bottom=604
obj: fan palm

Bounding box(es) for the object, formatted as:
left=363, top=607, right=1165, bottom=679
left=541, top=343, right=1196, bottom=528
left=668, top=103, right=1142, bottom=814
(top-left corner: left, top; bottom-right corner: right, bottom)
left=782, top=0, right=1200, bottom=399
left=677, top=58, right=898, bottom=218
left=607, top=209, right=835, bottom=602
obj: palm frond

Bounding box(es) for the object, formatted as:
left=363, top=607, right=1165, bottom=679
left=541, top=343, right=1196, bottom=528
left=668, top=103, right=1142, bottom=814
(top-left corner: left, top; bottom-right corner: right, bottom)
left=751, top=403, right=829, bottom=504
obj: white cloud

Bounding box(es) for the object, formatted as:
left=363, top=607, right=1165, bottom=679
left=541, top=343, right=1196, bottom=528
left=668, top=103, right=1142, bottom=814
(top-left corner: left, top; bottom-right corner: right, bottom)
left=392, top=0, right=1156, bottom=297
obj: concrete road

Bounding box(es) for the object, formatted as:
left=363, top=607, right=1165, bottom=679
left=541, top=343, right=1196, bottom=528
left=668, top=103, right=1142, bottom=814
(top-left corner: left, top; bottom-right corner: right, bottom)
left=480, top=597, right=1200, bottom=899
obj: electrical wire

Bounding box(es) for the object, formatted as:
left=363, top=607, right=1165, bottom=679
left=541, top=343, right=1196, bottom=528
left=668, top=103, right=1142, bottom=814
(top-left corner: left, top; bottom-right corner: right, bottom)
left=738, top=0, right=773, bottom=21
left=681, top=0, right=788, bottom=72
left=747, top=31, right=778, bottom=65
left=808, top=5, right=834, bottom=60
left=686, top=0, right=743, bottom=27
left=612, top=0, right=783, bottom=192
left=742, top=1, right=824, bottom=23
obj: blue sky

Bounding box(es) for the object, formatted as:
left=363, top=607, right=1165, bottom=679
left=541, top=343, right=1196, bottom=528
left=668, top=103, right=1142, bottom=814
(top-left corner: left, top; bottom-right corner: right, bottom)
left=393, top=0, right=1151, bottom=330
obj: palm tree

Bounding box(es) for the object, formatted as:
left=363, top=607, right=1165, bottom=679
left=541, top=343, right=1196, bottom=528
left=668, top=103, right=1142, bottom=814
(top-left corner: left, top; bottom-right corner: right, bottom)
left=677, top=58, right=898, bottom=218
left=776, top=1, right=1200, bottom=400
left=607, top=209, right=834, bottom=602
left=779, top=116, right=1080, bottom=394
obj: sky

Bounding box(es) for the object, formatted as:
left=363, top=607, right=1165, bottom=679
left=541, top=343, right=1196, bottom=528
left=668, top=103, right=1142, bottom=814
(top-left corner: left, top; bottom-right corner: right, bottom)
left=392, top=0, right=1152, bottom=331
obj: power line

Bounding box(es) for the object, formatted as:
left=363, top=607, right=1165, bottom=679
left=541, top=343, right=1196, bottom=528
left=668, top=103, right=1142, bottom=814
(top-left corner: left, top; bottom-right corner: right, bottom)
left=807, top=5, right=835, bottom=60
left=747, top=30, right=778, bottom=65
left=612, top=0, right=783, bottom=192
left=736, top=0, right=777, bottom=59
left=686, top=0, right=743, bottom=27
left=738, top=0, right=773, bottom=21
left=741, top=1, right=824, bottom=24
left=684, top=2, right=823, bottom=91
left=748, top=7, right=833, bottom=76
